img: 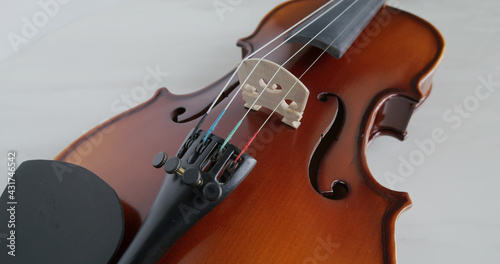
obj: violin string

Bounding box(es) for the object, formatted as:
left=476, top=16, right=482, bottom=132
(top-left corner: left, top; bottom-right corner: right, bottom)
left=234, top=1, right=373, bottom=161
left=205, top=0, right=337, bottom=115
left=219, top=0, right=359, bottom=152
left=201, top=0, right=343, bottom=142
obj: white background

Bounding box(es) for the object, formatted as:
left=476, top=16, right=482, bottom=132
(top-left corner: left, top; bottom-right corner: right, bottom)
left=1, top=0, right=499, bottom=263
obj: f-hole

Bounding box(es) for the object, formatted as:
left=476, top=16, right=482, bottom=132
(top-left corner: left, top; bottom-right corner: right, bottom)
left=309, top=93, right=346, bottom=200
left=170, top=71, right=241, bottom=124
left=322, top=180, right=349, bottom=200
left=170, top=107, right=186, bottom=123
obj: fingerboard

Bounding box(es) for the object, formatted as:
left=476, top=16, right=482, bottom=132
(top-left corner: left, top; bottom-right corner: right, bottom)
left=286, top=0, right=385, bottom=59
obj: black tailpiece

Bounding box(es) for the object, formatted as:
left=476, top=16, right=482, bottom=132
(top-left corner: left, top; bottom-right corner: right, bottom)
left=119, top=130, right=256, bottom=264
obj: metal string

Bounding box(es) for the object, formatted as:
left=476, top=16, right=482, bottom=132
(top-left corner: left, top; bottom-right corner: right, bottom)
left=219, top=0, right=359, bottom=152
left=200, top=0, right=343, bottom=142
left=234, top=1, right=374, bottom=160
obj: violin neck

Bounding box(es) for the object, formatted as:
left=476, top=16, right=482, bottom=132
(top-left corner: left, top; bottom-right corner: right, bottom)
left=286, top=0, right=385, bottom=59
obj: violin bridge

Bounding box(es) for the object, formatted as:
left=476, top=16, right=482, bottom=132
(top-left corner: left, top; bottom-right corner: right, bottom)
left=237, top=58, right=309, bottom=129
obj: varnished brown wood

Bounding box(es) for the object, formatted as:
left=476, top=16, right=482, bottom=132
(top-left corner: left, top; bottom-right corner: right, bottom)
left=56, top=1, right=444, bottom=263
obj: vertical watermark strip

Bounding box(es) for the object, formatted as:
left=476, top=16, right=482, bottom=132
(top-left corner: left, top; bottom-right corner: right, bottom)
left=6, top=151, right=17, bottom=257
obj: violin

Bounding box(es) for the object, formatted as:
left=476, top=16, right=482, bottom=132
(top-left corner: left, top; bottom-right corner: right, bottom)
left=50, top=0, right=444, bottom=263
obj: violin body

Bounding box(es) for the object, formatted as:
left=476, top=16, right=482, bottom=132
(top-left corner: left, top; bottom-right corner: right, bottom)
left=56, top=1, right=444, bottom=263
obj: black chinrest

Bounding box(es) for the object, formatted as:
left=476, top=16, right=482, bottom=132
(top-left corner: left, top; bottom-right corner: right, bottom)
left=0, top=160, right=123, bottom=263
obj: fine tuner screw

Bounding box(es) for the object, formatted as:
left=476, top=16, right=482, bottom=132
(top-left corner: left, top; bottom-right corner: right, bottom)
left=152, top=152, right=185, bottom=176
left=164, top=157, right=185, bottom=175
left=152, top=152, right=168, bottom=168
left=182, top=169, right=203, bottom=187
